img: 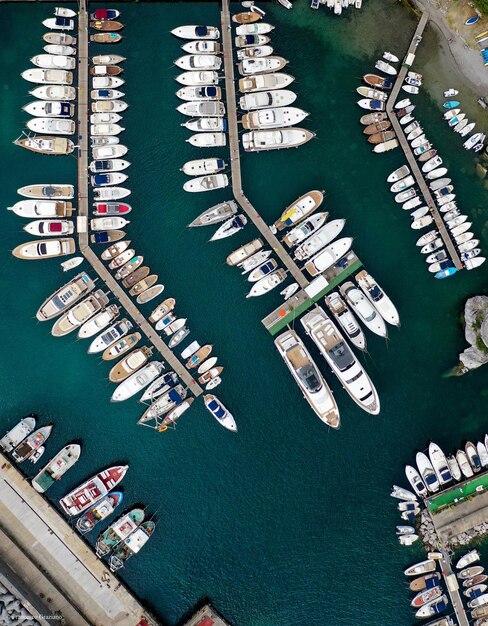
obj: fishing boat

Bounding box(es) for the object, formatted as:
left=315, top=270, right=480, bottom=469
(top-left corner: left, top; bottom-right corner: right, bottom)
left=304, top=238, right=353, bottom=277
left=78, top=304, right=120, bottom=339
left=109, top=521, right=155, bottom=571
left=363, top=121, right=391, bottom=135
left=203, top=394, right=237, bottom=431
left=246, top=269, right=287, bottom=297
left=233, top=11, right=261, bottom=23
left=404, top=560, right=436, bottom=577
left=390, top=175, right=415, bottom=192
left=464, top=132, right=484, bottom=150
left=21, top=68, right=73, bottom=84
left=293, top=219, right=345, bottom=261
left=239, top=72, right=295, bottom=93
left=236, top=23, right=274, bottom=35
left=324, top=292, right=366, bottom=351
left=92, top=76, right=124, bottom=89
left=92, top=54, right=125, bottom=65
left=12, top=426, right=52, bottom=463
left=148, top=298, right=176, bottom=323
left=140, top=372, right=179, bottom=404
left=239, top=56, right=288, bottom=75
left=23, top=101, right=74, bottom=118
left=443, top=108, right=460, bottom=121
left=235, top=34, right=270, bottom=47
left=402, top=84, right=419, bottom=94
left=111, top=362, right=164, bottom=402
left=27, top=118, right=75, bottom=135
left=171, top=25, right=220, bottom=40
left=109, top=347, right=152, bottom=383
left=183, top=174, right=228, bottom=193
left=356, top=86, right=388, bottom=101
left=91, top=9, right=121, bottom=20
left=136, top=284, right=164, bottom=304
left=12, top=237, right=75, bottom=260
left=129, top=275, right=158, bottom=296
left=43, top=32, right=76, bottom=45
left=355, top=271, right=399, bottom=326
left=90, top=33, right=123, bottom=44
left=102, top=333, right=141, bottom=361
left=368, top=130, right=396, bottom=144
left=96, top=508, right=144, bottom=557
left=339, top=282, right=387, bottom=337
left=15, top=136, right=75, bottom=155
left=468, top=593, right=488, bottom=609
left=409, top=573, right=441, bottom=592
left=42, top=17, right=75, bottom=31
left=51, top=290, right=109, bottom=337
left=456, top=449, right=474, bottom=478
left=465, top=584, right=488, bottom=598
left=445, top=454, right=462, bottom=481
left=30, top=85, right=76, bottom=100
left=169, top=327, right=190, bottom=349
left=412, top=216, right=433, bottom=229
left=405, top=465, right=428, bottom=497
left=0, top=416, right=37, bottom=452
left=459, top=122, right=475, bottom=137
left=186, top=345, right=213, bottom=369
left=76, top=492, right=123, bottom=534
left=90, top=20, right=124, bottom=31
left=32, top=444, right=81, bottom=493
left=239, top=89, right=296, bottom=111
left=88, top=318, right=133, bottom=353
left=274, top=330, right=339, bottom=428
left=373, top=139, right=398, bottom=153
left=391, top=485, right=417, bottom=501
left=301, top=308, right=379, bottom=415
left=273, top=190, right=324, bottom=232
left=459, top=565, right=484, bottom=580
left=210, top=215, right=247, bottom=240
left=59, top=465, right=128, bottom=516
left=152, top=313, right=175, bottom=334
left=197, top=357, right=218, bottom=376
left=31, top=54, right=76, bottom=70
left=138, top=385, right=187, bottom=424
left=198, top=367, right=223, bottom=386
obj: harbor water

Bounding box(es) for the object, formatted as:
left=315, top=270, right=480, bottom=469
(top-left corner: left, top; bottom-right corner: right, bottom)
left=0, top=1, right=487, bottom=624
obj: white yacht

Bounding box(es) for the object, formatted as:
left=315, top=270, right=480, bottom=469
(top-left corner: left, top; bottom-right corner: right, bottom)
left=405, top=465, right=428, bottom=498
left=44, top=44, right=76, bottom=56
left=112, top=362, right=164, bottom=402
left=37, top=272, right=96, bottom=321
left=88, top=318, right=133, bottom=354
left=242, top=128, right=314, bottom=152
left=339, top=282, right=388, bottom=338
left=186, top=132, right=226, bottom=148
left=242, top=106, right=308, bottom=130
left=300, top=308, right=379, bottom=415
left=355, top=270, right=400, bottom=326
left=23, top=100, right=74, bottom=117
left=236, top=23, right=274, bottom=35
left=176, top=70, right=219, bottom=86
left=238, top=56, right=288, bottom=76
left=0, top=416, right=36, bottom=452
left=204, top=395, right=237, bottom=432
left=21, top=68, right=73, bottom=84
left=27, top=118, right=75, bottom=135
left=181, top=157, right=226, bottom=176
left=29, top=85, right=76, bottom=100
left=282, top=212, right=328, bottom=248
left=183, top=116, right=225, bottom=132
left=92, top=76, right=124, bottom=89
left=174, top=55, right=222, bottom=71
left=274, top=329, right=340, bottom=428
left=31, top=54, right=75, bottom=70
left=177, top=101, right=225, bottom=117
left=181, top=40, right=221, bottom=54
left=51, top=290, right=109, bottom=337
left=246, top=269, right=287, bottom=297
left=237, top=45, right=274, bottom=60
left=176, top=86, right=222, bottom=101
left=294, top=220, right=345, bottom=261
left=171, top=25, right=220, bottom=40
left=239, top=72, right=295, bottom=93
left=239, top=89, right=296, bottom=111
left=304, top=238, right=353, bottom=277
left=416, top=451, right=440, bottom=493
left=78, top=304, right=120, bottom=339
left=324, top=292, right=366, bottom=351
left=183, top=174, right=228, bottom=193
left=428, top=442, right=452, bottom=485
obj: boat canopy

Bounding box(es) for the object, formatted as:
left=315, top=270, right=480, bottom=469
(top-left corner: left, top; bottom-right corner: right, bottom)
left=93, top=9, right=118, bottom=19
left=195, top=26, right=209, bottom=37
left=55, top=16, right=71, bottom=26
left=93, top=231, right=110, bottom=243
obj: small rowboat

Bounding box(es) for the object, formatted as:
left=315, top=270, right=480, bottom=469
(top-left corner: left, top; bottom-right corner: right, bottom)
left=136, top=284, right=164, bottom=304
left=233, top=12, right=261, bottom=24
left=90, top=33, right=122, bottom=44
left=90, top=20, right=124, bottom=31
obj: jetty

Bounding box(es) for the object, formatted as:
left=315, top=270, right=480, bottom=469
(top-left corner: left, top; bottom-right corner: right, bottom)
left=0, top=451, right=158, bottom=626
left=220, top=0, right=309, bottom=290
left=437, top=549, right=470, bottom=626
left=76, top=3, right=203, bottom=397
left=385, top=11, right=463, bottom=271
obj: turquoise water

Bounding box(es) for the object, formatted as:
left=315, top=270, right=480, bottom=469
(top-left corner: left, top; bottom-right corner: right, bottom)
left=0, top=2, right=487, bottom=625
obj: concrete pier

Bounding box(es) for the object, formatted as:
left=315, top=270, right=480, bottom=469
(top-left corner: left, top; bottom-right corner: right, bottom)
left=436, top=549, right=470, bottom=626
left=220, top=0, right=310, bottom=290
left=0, top=452, right=158, bottom=626
left=385, top=12, right=463, bottom=272
left=76, top=3, right=203, bottom=397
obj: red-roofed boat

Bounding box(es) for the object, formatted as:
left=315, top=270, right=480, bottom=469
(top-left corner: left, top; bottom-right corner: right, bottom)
left=91, top=9, right=120, bottom=21
left=59, top=465, right=128, bottom=516
left=93, top=202, right=131, bottom=216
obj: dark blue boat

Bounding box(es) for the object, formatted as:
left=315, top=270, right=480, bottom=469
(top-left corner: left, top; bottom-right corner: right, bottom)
left=91, top=231, right=111, bottom=244
left=92, top=174, right=110, bottom=185
left=92, top=161, right=112, bottom=172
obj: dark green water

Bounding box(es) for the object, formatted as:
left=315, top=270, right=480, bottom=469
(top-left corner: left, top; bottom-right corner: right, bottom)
left=0, top=2, right=487, bottom=625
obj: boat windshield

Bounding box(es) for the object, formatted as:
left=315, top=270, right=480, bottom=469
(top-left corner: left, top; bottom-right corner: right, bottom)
left=327, top=341, right=354, bottom=371
left=296, top=365, right=322, bottom=394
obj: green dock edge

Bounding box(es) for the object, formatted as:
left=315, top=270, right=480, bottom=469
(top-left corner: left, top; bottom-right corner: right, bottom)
left=264, top=258, right=363, bottom=336
left=427, top=472, right=488, bottom=514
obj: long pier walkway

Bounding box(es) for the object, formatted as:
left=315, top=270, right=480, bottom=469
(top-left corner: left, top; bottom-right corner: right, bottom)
left=385, top=12, right=463, bottom=271
left=436, top=547, right=470, bottom=626
left=77, top=3, right=202, bottom=396
left=220, top=0, right=309, bottom=290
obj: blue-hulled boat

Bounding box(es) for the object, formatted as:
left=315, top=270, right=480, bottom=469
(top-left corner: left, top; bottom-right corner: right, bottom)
left=443, top=100, right=460, bottom=109
left=435, top=266, right=457, bottom=279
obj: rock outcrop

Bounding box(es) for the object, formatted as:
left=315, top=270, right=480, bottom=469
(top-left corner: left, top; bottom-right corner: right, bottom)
left=459, top=295, right=488, bottom=372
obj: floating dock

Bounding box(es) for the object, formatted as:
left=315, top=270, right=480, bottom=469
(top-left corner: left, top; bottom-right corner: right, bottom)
left=76, top=2, right=203, bottom=397
left=0, top=452, right=159, bottom=626
left=385, top=12, right=463, bottom=272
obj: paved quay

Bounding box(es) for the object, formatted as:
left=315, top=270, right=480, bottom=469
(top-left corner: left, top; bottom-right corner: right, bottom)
left=183, top=603, right=232, bottom=626
left=0, top=452, right=158, bottom=626
left=429, top=481, right=488, bottom=542
left=220, top=0, right=309, bottom=290
left=76, top=2, right=203, bottom=398
left=385, top=11, right=463, bottom=272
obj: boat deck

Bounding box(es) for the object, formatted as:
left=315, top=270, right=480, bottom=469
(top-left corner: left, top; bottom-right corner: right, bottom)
left=77, top=2, right=203, bottom=397
left=385, top=12, right=463, bottom=272
left=220, top=0, right=310, bottom=291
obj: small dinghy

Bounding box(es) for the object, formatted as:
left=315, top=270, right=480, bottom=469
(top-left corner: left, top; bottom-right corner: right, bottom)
left=61, top=256, right=84, bottom=271
left=136, top=285, right=164, bottom=305
left=375, top=59, right=397, bottom=75
left=90, top=33, right=122, bottom=44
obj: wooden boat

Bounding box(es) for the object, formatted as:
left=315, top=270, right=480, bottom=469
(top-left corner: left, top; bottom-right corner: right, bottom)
left=90, top=33, right=122, bottom=44
left=373, top=139, right=398, bottom=153
left=129, top=275, right=158, bottom=296
left=102, top=332, right=141, bottom=361
left=233, top=11, right=261, bottom=23
left=363, top=74, right=393, bottom=90
left=148, top=298, right=176, bottom=323
left=43, top=32, right=76, bottom=46
left=367, top=130, right=396, bottom=144
left=136, top=284, right=164, bottom=304
left=363, top=121, right=391, bottom=135
left=226, top=238, right=263, bottom=266
left=90, top=65, right=123, bottom=76
left=90, top=20, right=124, bottom=31
left=198, top=366, right=223, bottom=385
left=12, top=238, right=75, bottom=260
left=122, top=266, right=150, bottom=288
left=186, top=344, right=212, bottom=369
left=12, top=426, right=52, bottom=463
left=108, top=249, right=135, bottom=269
left=115, top=256, right=143, bottom=280
left=15, top=136, right=74, bottom=155
left=359, top=112, right=387, bottom=125
left=273, top=190, right=323, bottom=232
left=109, top=347, right=152, bottom=382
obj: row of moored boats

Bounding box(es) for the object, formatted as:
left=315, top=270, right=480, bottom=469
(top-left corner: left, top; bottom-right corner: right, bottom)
left=441, top=89, right=486, bottom=153
left=0, top=413, right=153, bottom=571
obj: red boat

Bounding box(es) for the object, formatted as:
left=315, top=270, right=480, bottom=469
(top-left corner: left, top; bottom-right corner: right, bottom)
left=93, top=202, right=131, bottom=216
left=411, top=586, right=442, bottom=608
left=59, top=465, right=128, bottom=516
left=90, top=9, right=121, bottom=21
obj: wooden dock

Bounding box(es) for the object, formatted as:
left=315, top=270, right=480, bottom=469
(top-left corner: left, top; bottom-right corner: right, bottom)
left=220, top=0, right=310, bottom=290
left=385, top=12, right=463, bottom=271
left=76, top=3, right=203, bottom=397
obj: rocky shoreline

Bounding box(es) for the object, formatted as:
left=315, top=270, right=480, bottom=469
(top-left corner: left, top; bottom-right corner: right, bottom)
left=455, top=295, right=488, bottom=374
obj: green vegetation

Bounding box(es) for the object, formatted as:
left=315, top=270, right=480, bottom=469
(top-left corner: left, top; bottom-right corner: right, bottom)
left=428, top=473, right=488, bottom=514
left=474, top=0, right=488, bottom=17
left=476, top=335, right=488, bottom=355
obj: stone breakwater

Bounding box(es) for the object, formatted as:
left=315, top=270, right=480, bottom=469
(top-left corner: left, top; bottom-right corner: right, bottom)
left=0, top=582, right=41, bottom=626
left=458, top=295, right=488, bottom=373
left=419, top=509, right=488, bottom=548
